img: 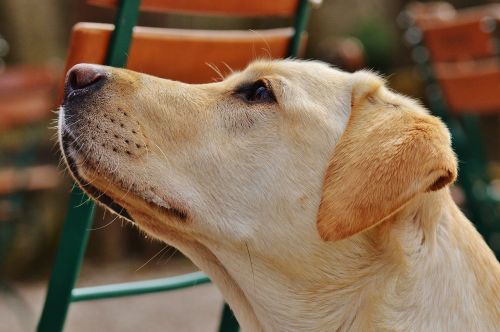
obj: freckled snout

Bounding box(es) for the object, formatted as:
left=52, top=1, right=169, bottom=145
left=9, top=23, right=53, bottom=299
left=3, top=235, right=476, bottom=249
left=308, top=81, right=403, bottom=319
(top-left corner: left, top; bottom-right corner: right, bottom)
left=61, top=63, right=148, bottom=159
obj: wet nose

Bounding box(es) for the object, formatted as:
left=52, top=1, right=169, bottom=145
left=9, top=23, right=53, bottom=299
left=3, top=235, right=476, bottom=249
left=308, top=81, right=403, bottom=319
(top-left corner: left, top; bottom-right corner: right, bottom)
left=66, top=63, right=104, bottom=91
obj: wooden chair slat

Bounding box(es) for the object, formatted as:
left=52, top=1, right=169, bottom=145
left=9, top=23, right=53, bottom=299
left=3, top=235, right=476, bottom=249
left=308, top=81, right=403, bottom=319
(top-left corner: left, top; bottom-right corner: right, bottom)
left=0, top=166, right=60, bottom=195
left=65, top=23, right=293, bottom=84
left=87, top=0, right=299, bottom=17
left=407, top=2, right=500, bottom=28
left=422, top=18, right=496, bottom=62
left=434, top=60, right=500, bottom=114
left=0, top=91, right=55, bottom=130
left=0, top=66, right=57, bottom=94
left=0, top=66, right=58, bottom=129
left=405, top=1, right=457, bottom=27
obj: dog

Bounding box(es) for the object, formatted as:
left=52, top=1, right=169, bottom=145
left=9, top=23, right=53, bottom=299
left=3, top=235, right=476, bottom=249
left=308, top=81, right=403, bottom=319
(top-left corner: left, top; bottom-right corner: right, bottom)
left=59, top=59, right=500, bottom=331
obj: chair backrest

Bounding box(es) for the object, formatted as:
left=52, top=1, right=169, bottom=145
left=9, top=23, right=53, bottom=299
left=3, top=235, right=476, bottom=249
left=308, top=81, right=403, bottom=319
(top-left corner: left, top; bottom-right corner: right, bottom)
left=433, top=59, right=500, bottom=114
left=404, top=1, right=456, bottom=27
left=421, top=16, right=497, bottom=62
left=66, top=23, right=296, bottom=83
left=405, top=2, right=500, bottom=28
left=0, top=65, right=58, bottom=129
left=88, top=0, right=300, bottom=16
left=410, top=3, right=500, bottom=114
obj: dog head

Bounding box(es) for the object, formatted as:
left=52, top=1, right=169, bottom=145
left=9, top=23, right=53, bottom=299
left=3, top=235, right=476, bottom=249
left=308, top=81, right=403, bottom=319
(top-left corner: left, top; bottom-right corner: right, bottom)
left=59, top=59, right=456, bottom=259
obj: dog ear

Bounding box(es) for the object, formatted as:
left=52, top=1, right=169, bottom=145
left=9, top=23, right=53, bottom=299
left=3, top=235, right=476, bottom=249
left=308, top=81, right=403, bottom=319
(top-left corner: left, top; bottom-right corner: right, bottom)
left=317, top=71, right=457, bottom=241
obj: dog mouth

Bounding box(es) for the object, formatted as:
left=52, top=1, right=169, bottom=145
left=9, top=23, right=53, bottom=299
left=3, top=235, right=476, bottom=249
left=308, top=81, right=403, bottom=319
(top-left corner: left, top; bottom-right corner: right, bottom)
left=61, top=131, right=134, bottom=221
left=61, top=130, right=188, bottom=222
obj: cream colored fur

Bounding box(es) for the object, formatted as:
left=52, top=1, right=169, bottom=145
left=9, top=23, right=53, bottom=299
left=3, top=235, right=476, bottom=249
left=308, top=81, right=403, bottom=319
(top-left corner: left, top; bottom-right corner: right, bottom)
left=59, top=59, right=500, bottom=331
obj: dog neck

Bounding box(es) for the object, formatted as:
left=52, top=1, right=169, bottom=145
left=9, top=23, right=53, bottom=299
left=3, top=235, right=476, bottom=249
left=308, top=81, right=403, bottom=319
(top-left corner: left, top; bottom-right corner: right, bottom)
left=198, top=189, right=499, bottom=331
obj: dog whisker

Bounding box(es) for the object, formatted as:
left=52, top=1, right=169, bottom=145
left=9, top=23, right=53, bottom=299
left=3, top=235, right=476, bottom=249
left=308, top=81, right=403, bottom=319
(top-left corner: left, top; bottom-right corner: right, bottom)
left=89, top=215, right=119, bottom=231
left=221, top=61, right=234, bottom=74
left=245, top=242, right=256, bottom=294
left=135, top=245, right=169, bottom=272
left=206, top=62, right=225, bottom=82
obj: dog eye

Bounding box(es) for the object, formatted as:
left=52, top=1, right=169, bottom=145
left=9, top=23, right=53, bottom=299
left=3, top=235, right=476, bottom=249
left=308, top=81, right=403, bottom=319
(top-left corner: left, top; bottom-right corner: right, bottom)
left=236, top=80, right=276, bottom=104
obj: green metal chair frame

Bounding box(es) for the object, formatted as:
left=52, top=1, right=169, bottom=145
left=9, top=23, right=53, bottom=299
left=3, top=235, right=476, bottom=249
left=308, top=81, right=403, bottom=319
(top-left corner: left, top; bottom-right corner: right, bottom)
left=403, top=10, right=500, bottom=257
left=37, top=1, right=313, bottom=331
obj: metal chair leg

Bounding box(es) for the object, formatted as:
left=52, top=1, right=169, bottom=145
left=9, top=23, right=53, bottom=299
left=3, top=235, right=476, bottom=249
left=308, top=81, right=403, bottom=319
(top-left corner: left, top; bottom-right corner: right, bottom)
left=37, top=188, right=95, bottom=332
left=288, top=0, right=311, bottom=57
left=38, top=2, right=141, bottom=330
left=218, top=302, right=239, bottom=332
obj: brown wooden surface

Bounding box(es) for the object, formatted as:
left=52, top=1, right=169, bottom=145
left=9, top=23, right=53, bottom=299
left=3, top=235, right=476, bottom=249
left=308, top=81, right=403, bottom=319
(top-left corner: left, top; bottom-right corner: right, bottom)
left=87, top=0, right=299, bottom=17
left=0, top=91, right=55, bottom=130
left=0, top=66, right=58, bottom=129
left=0, top=66, right=58, bottom=93
left=422, top=18, right=496, bottom=62
left=434, top=59, right=500, bottom=114
left=407, top=2, right=500, bottom=28
left=405, top=1, right=456, bottom=27
left=65, top=22, right=293, bottom=84
left=0, top=165, right=60, bottom=195
left=411, top=3, right=500, bottom=114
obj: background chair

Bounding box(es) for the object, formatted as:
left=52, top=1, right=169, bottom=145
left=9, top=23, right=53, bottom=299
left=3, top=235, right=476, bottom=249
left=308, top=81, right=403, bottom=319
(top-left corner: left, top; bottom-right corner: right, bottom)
left=0, top=65, right=60, bottom=267
left=37, top=0, right=314, bottom=331
left=402, top=2, right=500, bottom=257
left=0, top=63, right=61, bottom=332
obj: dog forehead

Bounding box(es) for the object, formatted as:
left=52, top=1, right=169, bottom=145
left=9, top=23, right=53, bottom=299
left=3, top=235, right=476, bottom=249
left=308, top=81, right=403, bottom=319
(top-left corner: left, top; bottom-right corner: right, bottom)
left=230, top=59, right=348, bottom=87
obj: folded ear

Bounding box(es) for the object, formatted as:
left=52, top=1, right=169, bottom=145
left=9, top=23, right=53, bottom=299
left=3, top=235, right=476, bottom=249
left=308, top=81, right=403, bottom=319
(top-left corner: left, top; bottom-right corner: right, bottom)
left=317, top=71, right=457, bottom=241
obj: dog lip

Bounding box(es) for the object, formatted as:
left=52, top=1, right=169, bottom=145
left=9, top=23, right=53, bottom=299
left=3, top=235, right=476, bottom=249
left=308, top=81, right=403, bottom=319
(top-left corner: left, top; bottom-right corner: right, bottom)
left=144, top=189, right=188, bottom=220
left=60, top=130, right=187, bottom=222
left=143, top=198, right=188, bottom=220
left=61, top=131, right=134, bottom=222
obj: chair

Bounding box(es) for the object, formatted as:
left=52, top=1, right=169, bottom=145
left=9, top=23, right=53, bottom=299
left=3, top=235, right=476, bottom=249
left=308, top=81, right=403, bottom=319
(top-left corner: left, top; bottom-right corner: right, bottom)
left=402, top=2, right=500, bottom=256
left=37, top=0, right=315, bottom=331
left=0, top=64, right=61, bottom=269
left=0, top=64, right=61, bottom=331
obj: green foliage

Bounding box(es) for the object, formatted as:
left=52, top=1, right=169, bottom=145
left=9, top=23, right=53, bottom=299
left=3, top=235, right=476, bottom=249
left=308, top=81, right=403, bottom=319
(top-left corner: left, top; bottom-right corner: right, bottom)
left=351, top=16, right=397, bottom=72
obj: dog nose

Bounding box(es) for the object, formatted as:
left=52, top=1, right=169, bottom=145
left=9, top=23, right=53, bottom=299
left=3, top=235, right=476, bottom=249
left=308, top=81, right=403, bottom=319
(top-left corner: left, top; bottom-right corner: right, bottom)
left=67, top=64, right=104, bottom=91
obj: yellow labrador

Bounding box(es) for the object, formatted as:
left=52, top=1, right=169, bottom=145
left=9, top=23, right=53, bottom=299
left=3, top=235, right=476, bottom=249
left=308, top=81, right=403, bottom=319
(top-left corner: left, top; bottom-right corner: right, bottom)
left=59, top=60, right=500, bottom=331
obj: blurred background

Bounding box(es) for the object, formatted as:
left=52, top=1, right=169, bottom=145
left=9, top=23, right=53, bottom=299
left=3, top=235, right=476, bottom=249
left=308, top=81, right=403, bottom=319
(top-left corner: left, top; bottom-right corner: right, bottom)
left=0, top=0, right=499, bottom=331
